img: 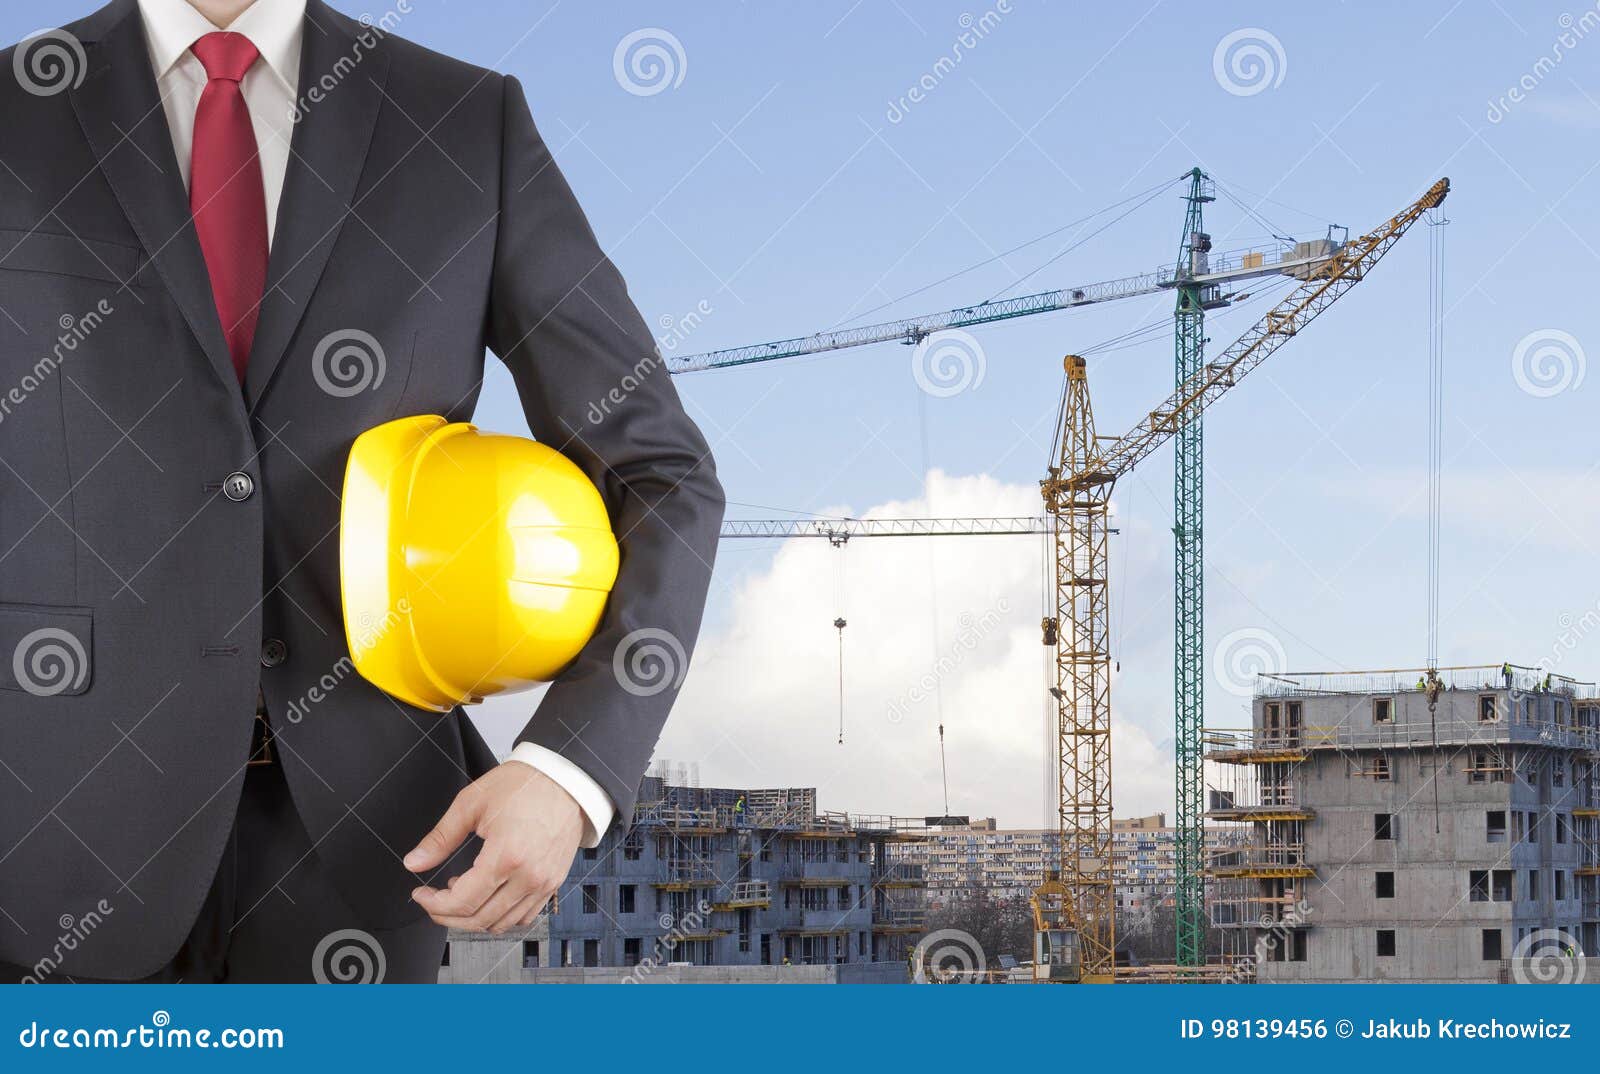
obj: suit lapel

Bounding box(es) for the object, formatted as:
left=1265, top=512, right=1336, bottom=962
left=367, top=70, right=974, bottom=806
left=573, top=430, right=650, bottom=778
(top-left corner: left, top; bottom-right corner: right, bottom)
left=244, top=0, right=389, bottom=412
left=69, top=0, right=240, bottom=397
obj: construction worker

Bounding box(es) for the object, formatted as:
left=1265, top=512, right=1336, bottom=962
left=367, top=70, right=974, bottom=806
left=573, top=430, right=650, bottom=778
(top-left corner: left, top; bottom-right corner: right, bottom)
left=1415, top=676, right=1427, bottom=691
left=1502, top=663, right=1513, bottom=689
left=1543, top=673, right=1552, bottom=693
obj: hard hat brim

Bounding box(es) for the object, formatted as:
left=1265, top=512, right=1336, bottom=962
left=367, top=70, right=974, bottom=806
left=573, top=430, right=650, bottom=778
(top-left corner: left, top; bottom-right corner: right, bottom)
left=340, top=414, right=455, bottom=712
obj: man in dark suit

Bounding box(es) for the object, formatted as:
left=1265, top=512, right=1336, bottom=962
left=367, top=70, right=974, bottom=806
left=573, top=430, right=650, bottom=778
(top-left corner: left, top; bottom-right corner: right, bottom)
left=0, top=0, right=723, bottom=982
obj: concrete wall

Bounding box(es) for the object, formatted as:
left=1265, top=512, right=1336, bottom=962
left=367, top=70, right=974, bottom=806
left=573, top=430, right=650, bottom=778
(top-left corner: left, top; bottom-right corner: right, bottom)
left=439, top=936, right=908, bottom=985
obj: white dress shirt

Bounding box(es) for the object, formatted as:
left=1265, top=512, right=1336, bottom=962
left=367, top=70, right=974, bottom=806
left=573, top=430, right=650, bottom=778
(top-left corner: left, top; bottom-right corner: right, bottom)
left=135, top=0, right=616, bottom=847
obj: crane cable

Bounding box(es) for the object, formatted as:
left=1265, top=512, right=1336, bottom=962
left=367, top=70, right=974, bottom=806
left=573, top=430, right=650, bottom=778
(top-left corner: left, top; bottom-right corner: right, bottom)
left=988, top=178, right=1187, bottom=304
left=1425, top=207, right=1449, bottom=831
left=916, top=390, right=952, bottom=794
left=835, top=173, right=1191, bottom=330
left=832, top=534, right=847, bottom=744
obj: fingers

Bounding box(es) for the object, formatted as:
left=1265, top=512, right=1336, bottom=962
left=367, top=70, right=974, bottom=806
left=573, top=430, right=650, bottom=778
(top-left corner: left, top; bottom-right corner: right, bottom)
left=490, top=891, right=547, bottom=934
left=415, top=839, right=560, bottom=932
left=412, top=858, right=505, bottom=921
left=437, top=883, right=539, bottom=936
left=403, top=787, right=481, bottom=873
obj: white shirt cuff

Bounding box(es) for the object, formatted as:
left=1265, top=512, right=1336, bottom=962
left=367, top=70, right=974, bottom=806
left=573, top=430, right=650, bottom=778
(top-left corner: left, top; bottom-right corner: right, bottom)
left=506, top=742, right=615, bottom=849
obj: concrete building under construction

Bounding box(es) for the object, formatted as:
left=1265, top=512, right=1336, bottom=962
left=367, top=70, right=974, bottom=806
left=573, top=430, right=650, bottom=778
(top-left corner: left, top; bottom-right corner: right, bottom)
left=522, top=772, right=928, bottom=972
left=1206, top=665, right=1600, bottom=982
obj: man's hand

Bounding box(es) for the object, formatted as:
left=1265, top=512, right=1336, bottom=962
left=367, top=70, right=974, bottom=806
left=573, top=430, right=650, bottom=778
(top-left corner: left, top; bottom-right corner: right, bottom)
left=403, top=762, right=583, bottom=933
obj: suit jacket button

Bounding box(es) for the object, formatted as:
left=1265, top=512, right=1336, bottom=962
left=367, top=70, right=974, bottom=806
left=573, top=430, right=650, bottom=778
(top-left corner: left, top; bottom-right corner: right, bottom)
left=223, top=472, right=255, bottom=501
left=261, top=639, right=288, bottom=668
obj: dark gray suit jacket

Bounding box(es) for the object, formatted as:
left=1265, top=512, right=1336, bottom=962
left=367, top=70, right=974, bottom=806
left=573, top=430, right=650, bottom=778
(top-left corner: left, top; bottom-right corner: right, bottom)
left=0, top=0, right=723, bottom=979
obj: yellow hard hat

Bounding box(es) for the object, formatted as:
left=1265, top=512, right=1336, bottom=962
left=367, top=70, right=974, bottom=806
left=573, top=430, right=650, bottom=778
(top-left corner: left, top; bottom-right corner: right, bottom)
left=339, top=415, right=619, bottom=712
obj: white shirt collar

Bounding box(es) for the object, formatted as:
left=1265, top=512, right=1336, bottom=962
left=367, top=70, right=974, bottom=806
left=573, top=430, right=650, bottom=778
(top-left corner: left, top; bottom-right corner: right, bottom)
left=137, top=0, right=306, bottom=88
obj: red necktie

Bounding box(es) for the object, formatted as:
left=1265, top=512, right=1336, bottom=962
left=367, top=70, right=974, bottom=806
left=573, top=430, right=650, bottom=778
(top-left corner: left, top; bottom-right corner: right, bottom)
left=189, top=32, right=268, bottom=385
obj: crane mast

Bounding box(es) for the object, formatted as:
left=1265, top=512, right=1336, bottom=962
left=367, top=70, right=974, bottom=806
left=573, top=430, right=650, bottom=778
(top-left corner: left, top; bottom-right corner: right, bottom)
left=1172, top=169, right=1212, bottom=967
left=1038, top=355, right=1117, bottom=981
left=1040, top=177, right=1450, bottom=982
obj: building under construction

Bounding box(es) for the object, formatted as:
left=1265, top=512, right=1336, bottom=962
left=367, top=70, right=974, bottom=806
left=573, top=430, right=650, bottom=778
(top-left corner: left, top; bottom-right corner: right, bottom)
left=531, top=771, right=928, bottom=971
left=1206, top=665, right=1600, bottom=982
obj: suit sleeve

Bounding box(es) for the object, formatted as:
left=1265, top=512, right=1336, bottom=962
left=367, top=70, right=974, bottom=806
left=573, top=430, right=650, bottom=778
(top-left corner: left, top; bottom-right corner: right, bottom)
left=485, top=74, right=725, bottom=831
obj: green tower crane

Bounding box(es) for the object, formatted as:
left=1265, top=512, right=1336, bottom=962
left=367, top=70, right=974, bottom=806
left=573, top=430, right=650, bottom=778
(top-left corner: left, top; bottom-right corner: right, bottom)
left=666, top=170, right=1448, bottom=979
left=1171, top=168, right=1215, bottom=968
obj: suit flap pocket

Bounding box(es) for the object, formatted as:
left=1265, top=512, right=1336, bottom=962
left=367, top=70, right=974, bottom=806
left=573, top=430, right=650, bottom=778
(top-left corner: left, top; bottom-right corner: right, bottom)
left=0, top=603, right=93, bottom=696
left=0, top=229, right=143, bottom=286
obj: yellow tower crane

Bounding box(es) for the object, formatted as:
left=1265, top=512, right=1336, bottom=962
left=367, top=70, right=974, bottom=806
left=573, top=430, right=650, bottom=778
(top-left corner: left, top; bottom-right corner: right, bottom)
left=1032, top=177, right=1451, bottom=983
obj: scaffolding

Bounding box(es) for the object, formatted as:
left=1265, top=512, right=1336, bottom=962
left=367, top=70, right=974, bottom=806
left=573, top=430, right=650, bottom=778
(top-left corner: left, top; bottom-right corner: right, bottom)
left=1205, top=667, right=1600, bottom=971
left=619, top=775, right=932, bottom=966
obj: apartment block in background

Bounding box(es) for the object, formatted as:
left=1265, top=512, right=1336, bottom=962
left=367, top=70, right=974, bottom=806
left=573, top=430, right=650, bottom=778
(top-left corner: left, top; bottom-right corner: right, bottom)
left=1207, top=665, right=1600, bottom=982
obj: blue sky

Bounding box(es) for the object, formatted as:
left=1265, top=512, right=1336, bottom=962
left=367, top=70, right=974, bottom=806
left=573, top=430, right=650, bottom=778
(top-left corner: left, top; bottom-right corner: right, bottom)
left=17, top=1, right=1600, bottom=825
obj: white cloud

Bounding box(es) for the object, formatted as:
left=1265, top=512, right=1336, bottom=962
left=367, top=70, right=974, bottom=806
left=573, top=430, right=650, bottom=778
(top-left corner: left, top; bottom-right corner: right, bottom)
left=663, top=469, right=1179, bottom=826
left=466, top=468, right=1316, bottom=828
